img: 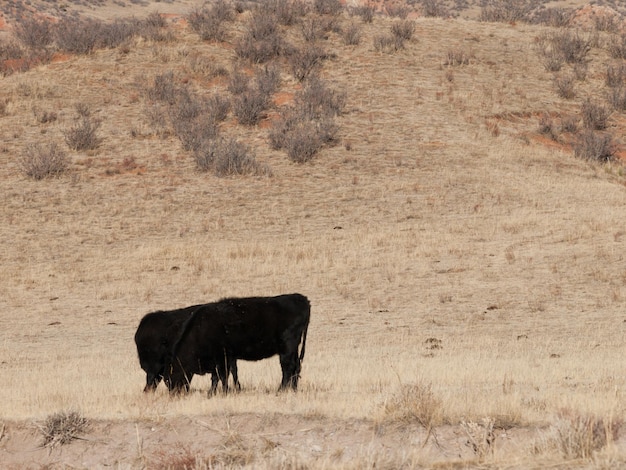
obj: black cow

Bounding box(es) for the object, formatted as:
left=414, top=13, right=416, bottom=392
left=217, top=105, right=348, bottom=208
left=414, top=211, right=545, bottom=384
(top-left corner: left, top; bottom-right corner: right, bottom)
left=165, top=293, right=310, bottom=394
left=134, top=304, right=239, bottom=393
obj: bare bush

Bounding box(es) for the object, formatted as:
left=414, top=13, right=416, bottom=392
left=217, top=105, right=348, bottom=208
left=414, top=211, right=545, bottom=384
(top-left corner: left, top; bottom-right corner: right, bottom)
left=195, top=137, right=268, bottom=176
left=32, top=107, right=58, bottom=124
left=387, top=4, right=410, bottom=19
left=606, top=63, right=626, bottom=88
left=147, top=71, right=179, bottom=104
left=18, top=143, right=69, bottom=180
left=313, top=0, right=343, bottom=16
left=188, top=0, right=235, bottom=42
left=38, top=411, right=88, bottom=447
left=553, top=73, right=576, bottom=99
left=287, top=44, right=328, bottom=81
left=207, top=93, right=231, bottom=122
left=54, top=17, right=103, bottom=54
left=233, top=88, right=270, bottom=125
left=574, top=130, right=617, bottom=162
left=350, top=4, right=374, bottom=23
left=560, top=115, right=579, bottom=133
left=391, top=20, right=415, bottom=42
left=263, top=0, right=308, bottom=26
left=529, top=7, right=573, bottom=27
left=295, top=75, right=346, bottom=118
left=480, top=0, right=535, bottom=23
left=608, top=87, right=626, bottom=112
left=98, top=18, right=140, bottom=49
left=342, top=22, right=361, bottom=46
left=14, top=16, right=53, bottom=50
left=608, top=33, right=626, bottom=60
left=255, top=64, right=281, bottom=97
left=419, top=0, right=452, bottom=18
left=552, top=29, right=591, bottom=64
left=235, top=13, right=285, bottom=63
left=593, top=12, right=619, bottom=33
left=300, top=15, right=336, bottom=42
left=64, top=116, right=102, bottom=151
left=581, top=98, right=611, bottom=130
left=538, top=113, right=559, bottom=141
left=284, top=121, right=325, bottom=162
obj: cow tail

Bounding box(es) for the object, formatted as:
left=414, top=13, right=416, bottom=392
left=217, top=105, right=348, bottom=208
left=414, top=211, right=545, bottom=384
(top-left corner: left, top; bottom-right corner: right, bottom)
left=298, top=322, right=308, bottom=365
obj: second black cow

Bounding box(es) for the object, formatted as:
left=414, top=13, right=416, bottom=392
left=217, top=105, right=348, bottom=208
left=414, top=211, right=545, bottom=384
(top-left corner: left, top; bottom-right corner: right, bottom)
left=165, top=293, right=310, bottom=394
left=135, top=304, right=239, bottom=393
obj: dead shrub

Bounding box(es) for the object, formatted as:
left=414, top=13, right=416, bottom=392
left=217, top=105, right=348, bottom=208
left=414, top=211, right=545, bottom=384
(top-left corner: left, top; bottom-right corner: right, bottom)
left=263, top=0, right=308, bottom=26
left=38, top=411, right=88, bottom=448
left=233, top=88, right=270, bottom=125
left=313, top=0, right=343, bottom=16
left=574, top=130, right=617, bottom=162
left=419, top=0, right=452, bottom=18
left=195, top=137, right=269, bottom=176
left=235, top=13, right=285, bottom=63
left=147, top=71, right=179, bottom=104
left=18, top=142, right=69, bottom=180
left=538, top=113, right=559, bottom=141
left=552, top=29, right=591, bottom=65
left=188, top=0, right=235, bottom=42
left=295, top=75, right=346, bottom=118
left=342, top=22, right=361, bottom=46
left=98, top=18, right=140, bottom=49
left=553, top=73, right=576, bottom=99
left=14, top=16, right=54, bottom=50
left=606, top=63, right=626, bottom=89
left=529, top=7, right=573, bottom=27
left=607, top=87, right=626, bottom=112
left=480, top=0, right=534, bottom=23
left=284, top=121, right=325, bottom=163
left=391, top=20, right=415, bottom=42
left=560, top=115, right=579, bottom=133
left=536, top=410, right=621, bottom=459
left=581, top=98, right=611, bottom=130
left=255, top=63, right=282, bottom=97
left=287, top=44, right=328, bottom=81
left=350, top=4, right=374, bottom=23
left=228, top=68, right=251, bottom=95
left=387, top=4, right=410, bottom=19
left=64, top=116, right=102, bottom=151
left=207, top=93, right=231, bottom=122
left=32, top=107, right=58, bottom=124
left=300, top=15, right=336, bottom=42
left=608, top=33, right=626, bottom=60
left=54, top=16, right=103, bottom=54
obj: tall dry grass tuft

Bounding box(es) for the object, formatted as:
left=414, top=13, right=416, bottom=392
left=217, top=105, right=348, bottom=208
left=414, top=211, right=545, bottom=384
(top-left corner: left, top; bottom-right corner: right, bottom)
left=461, top=417, right=496, bottom=461
left=381, top=381, right=443, bottom=429
left=534, top=409, right=621, bottom=460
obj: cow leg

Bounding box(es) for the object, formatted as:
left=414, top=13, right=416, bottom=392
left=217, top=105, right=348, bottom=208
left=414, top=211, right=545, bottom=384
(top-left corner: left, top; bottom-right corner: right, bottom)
left=144, top=373, right=161, bottom=392
left=216, top=361, right=229, bottom=394
left=279, top=352, right=301, bottom=391
left=229, top=359, right=241, bottom=391
left=209, top=372, right=220, bottom=395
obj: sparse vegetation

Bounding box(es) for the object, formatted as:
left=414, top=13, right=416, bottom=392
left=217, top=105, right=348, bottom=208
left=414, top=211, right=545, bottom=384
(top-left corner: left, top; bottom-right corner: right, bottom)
left=3, top=2, right=626, bottom=467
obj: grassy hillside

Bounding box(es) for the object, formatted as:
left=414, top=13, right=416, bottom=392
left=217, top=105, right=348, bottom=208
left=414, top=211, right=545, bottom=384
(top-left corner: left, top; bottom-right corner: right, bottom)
left=1, top=0, right=626, bottom=467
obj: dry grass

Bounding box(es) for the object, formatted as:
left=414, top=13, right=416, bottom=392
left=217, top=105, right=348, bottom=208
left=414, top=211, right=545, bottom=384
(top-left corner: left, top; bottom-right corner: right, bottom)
left=1, top=0, right=626, bottom=467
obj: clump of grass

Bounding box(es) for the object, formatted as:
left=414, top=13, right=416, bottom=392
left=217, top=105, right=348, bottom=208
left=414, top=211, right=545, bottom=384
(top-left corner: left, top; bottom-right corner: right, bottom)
left=38, top=410, right=88, bottom=448
left=382, top=382, right=443, bottom=429
left=18, top=142, right=69, bottom=180
left=313, top=0, right=343, bottom=16
left=419, top=0, right=452, bottom=18
left=342, top=21, right=361, bottom=46
left=444, top=48, right=471, bottom=66
left=534, top=409, right=621, bottom=460
left=480, top=0, right=534, bottom=23
left=391, top=20, right=415, bottom=43
left=608, top=33, right=626, bottom=60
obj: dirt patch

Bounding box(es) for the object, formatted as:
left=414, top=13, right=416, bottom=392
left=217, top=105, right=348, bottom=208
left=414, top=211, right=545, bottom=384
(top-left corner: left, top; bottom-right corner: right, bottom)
left=0, top=413, right=563, bottom=468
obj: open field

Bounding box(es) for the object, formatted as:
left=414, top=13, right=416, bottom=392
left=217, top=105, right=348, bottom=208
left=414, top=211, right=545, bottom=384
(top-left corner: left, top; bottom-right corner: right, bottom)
left=2, top=0, right=626, bottom=467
